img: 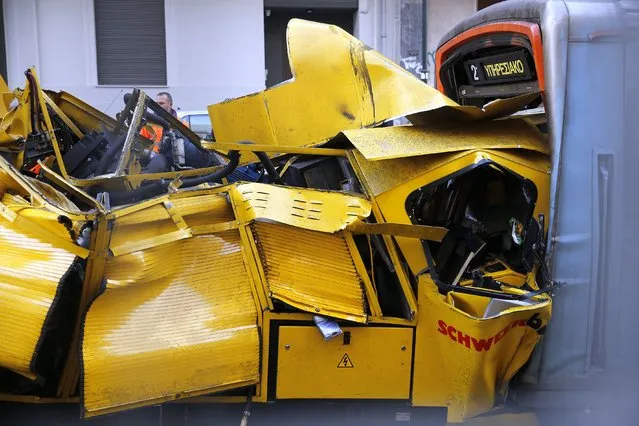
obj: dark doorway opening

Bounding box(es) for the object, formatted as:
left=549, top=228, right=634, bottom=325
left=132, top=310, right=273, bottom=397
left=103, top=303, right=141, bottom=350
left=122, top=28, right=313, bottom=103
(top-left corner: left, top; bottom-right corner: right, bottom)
left=264, top=7, right=355, bottom=88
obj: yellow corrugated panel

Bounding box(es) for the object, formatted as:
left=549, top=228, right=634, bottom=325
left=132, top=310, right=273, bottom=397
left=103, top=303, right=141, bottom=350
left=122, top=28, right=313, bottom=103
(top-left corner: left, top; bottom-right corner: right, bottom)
left=252, top=222, right=366, bottom=323
left=81, top=231, right=260, bottom=418
left=0, top=222, right=76, bottom=379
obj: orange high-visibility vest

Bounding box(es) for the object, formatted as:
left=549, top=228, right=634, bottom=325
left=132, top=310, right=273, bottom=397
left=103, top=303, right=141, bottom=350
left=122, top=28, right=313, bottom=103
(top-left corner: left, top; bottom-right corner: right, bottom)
left=139, top=119, right=190, bottom=153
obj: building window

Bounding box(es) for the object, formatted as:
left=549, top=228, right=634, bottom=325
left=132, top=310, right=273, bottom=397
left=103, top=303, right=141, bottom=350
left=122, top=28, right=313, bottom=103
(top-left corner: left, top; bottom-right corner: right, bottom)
left=94, top=0, right=167, bottom=86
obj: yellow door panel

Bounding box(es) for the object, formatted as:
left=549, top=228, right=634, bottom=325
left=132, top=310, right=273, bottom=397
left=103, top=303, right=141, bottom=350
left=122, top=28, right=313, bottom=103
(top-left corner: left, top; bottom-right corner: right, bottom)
left=251, top=222, right=367, bottom=323
left=81, top=231, right=260, bottom=418
left=276, top=326, right=413, bottom=399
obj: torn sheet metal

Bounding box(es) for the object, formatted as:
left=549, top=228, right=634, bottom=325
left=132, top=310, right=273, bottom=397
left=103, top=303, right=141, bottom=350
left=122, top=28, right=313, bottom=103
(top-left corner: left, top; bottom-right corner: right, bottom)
left=252, top=222, right=366, bottom=323
left=0, top=87, right=31, bottom=148
left=208, top=19, right=542, bottom=151
left=0, top=75, right=9, bottom=117
left=346, top=221, right=448, bottom=242
left=208, top=19, right=453, bottom=149
left=406, top=92, right=543, bottom=126
left=229, top=182, right=371, bottom=233
left=0, top=195, right=77, bottom=379
left=81, top=231, right=260, bottom=418
left=348, top=149, right=467, bottom=197
left=108, top=192, right=234, bottom=256
left=43, top=90, right=116, bottom=135
left=413, top=278, right=551, bottom=422
left=341, top=118, right=549, bottom=161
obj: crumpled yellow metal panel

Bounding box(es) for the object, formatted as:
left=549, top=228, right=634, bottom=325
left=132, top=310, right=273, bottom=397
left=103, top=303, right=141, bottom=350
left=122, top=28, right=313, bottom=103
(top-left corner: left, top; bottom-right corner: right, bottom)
left=208, top=19, right=542, bottom=151
left=348, top=149, right=466, bottom=197
left=229, top=182, right=371, bottom=233
left=0, top=89, right=31, bottom=147
left=0, top=75, right=9, bottom=117
left=412, top=278, right=551, bottom=422
left=82, top=231, right=260, bottom=418
left=0, top=194, right=77, bottom=379
left=341, top=118, right=549, bottom=161
left=108, top=193, right=235, bottom=256
left=252, top=222, right=366, bottom=323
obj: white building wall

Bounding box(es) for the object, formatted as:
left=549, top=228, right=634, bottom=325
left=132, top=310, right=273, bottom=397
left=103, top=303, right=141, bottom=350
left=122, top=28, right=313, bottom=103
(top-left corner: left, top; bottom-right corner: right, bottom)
left=426, top=0, right=476, bottom=84
left=355, top=0, right=402, bottom=63
left=3, top=0, right=266, bottom=114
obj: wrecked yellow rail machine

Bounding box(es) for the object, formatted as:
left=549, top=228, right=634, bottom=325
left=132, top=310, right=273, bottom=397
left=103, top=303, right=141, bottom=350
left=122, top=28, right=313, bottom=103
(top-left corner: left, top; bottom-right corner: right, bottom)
left=0, top=19, right=555, bottom=423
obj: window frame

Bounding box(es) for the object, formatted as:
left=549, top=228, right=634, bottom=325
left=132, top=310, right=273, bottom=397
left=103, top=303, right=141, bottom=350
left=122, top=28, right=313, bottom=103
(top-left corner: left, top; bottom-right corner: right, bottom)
left=84, top=0, right=174, bottom=88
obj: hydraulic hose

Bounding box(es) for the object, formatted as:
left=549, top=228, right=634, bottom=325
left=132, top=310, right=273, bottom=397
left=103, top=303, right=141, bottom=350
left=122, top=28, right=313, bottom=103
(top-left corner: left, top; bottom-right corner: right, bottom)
left=181, top=150, right=240, bottom=188
left=108, top=180, right=170, bottom=206
left=114, top=91, right=139, bottom=134
left=94, top=132, right=125, bottom=176
left=255, top=151, right=283, bottom=184
left=24, top=70, right=39, bottom=133
left=99, top=150, right=239, bottom=206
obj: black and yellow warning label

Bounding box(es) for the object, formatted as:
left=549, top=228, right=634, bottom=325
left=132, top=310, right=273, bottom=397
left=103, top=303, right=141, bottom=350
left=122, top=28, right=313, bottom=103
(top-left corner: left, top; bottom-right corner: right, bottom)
left=337, top=353, right=354, bottom=368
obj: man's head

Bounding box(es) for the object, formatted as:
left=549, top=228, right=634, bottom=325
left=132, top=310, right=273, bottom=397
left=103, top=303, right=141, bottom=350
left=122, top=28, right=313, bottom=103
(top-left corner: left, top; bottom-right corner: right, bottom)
left=155, top=92, right=173, bottom=114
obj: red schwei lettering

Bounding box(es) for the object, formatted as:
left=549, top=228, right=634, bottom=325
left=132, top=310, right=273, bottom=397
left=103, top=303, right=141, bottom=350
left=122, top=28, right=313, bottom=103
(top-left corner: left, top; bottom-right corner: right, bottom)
left=512, top=319, right=527, bottom=328
left=471, top=336, right=494, bottom=352
left=436, top=315, right=537, bottom=352
left=438, top=320, right=448, bottom=335
left=457, top=330, right=471, bottom=348
left=493, top=328, right=507, bottom=344
left=447, top=326, right=457, bottom=342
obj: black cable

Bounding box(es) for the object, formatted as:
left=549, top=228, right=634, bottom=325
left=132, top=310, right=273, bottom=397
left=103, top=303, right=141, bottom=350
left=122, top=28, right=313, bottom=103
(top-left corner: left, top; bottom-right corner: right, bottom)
left=180, top=150, right=240, bottom=188
left=255, top=151, right=283, bottom=184
left=115, top=90, right=139, bottom=134
left=25, top=70, right=39, bottom=133
left=107, top=180, right=170, bottom=206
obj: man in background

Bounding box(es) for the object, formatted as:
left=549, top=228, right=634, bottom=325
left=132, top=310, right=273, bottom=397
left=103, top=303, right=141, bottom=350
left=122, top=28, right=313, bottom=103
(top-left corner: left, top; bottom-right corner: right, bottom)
left=141, top=91, right=186, bottom=151
left=155, top=91, right=178, bottom=117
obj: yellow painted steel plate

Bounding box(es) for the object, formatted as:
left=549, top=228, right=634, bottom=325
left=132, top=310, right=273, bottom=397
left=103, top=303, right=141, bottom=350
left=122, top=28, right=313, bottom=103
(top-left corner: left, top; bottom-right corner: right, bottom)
left=81, top=231, right=260, bottom=417
left=276, top=326, right=413, bottom=399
